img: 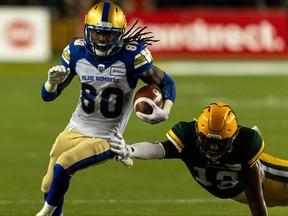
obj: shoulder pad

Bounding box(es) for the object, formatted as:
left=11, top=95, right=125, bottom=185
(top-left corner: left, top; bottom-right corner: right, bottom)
left=62, top=38, right=85, bottom=65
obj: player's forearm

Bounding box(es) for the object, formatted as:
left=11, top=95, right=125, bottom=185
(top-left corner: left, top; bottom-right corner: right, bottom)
left=246, top=185, right=268, bottom=216
left=158, top=72, right=176, bottom=105
left=249, top=202, right=268, bottom=216
left=130, top=142, right=165, bottom=159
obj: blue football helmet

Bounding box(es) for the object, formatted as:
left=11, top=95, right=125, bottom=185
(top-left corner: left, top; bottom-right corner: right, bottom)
left=84, top=2, right=126, bottom=58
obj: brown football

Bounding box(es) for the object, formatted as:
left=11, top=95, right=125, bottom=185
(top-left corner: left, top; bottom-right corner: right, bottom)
left=133, top=85, right=164, bottom=114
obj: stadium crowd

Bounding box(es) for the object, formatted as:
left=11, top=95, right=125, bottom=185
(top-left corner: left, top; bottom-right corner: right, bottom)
left=0, top=0, right=287, bottom=18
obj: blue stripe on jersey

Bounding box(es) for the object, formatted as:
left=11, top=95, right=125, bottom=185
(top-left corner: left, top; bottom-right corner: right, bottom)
left=102, top=2, right=110, bottom=22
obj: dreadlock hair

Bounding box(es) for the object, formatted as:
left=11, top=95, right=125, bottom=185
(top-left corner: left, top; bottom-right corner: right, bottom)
left=123, top=20, right=159, bottom=46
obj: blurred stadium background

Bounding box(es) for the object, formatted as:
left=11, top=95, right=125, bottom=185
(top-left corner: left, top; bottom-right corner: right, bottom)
left=1, top=0, right=288, bottom=215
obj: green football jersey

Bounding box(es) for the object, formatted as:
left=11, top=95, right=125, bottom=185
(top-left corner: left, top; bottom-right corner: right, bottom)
left=166, top=121, right=264, bottom=199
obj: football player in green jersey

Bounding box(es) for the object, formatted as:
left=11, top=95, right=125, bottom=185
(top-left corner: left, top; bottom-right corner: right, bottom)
left=111, top=102, right=288, bottom=216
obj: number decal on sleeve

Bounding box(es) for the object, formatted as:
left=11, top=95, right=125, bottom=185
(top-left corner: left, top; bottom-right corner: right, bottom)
left=80, top=83, right=123, bottom=117
left=125, top=44, right=137, bottom=51
left=74, top=39, right=85, bottom=46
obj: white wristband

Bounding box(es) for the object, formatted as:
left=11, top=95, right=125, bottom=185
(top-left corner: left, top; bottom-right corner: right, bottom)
left=162, top=100, right=173, bottom=114
left=44, top=81, right=58, bottom=93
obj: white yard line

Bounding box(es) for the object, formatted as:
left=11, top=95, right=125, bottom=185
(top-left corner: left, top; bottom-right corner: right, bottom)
left=155, top=60, right=288, bottom=76
left=0, top=198, right=230, bottom=205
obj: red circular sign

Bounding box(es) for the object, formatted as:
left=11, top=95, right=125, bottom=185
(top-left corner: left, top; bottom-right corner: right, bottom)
left=7, top=21, right=34, bottom=47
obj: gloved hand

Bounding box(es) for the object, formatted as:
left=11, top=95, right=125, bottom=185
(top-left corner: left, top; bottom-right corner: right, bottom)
left=136, top=100, right=168, bottom=124
left=109, top=133, right=133, bottom=168
left=115, top=156, right=134, bottom=168
left=48, top=65, right=70, bottom=84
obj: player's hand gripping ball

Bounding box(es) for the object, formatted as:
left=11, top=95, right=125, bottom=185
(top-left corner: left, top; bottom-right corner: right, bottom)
left=133, top=85, right=164, bottom=114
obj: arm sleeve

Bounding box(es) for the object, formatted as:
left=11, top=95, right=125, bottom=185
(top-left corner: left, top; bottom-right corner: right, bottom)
left=158, top=72, right=176, bottom=102
left=130, top=142, right=165, bottom=159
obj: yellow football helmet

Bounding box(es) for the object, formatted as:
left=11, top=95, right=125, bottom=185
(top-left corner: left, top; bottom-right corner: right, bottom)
left=84, top=2, right=126, bottom=57
left=196, top=102, right=238, bottom=163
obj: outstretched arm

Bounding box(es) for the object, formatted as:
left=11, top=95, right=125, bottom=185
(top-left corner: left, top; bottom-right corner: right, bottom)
left=239, top=163, right=268, bottom=216
left=110, top=139, right=180, bottom=160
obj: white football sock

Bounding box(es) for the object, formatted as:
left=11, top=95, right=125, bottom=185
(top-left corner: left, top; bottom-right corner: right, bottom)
left=35, top=201, right=57, bottom=216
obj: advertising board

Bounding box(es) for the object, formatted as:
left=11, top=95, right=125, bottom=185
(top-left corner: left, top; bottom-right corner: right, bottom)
left=125, top=9, right=288, bottom=58
left=0, top=7, right=51, bottom=62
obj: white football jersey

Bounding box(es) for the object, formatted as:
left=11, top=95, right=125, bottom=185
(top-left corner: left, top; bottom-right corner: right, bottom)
left=61, top=38, right=153, bottom=139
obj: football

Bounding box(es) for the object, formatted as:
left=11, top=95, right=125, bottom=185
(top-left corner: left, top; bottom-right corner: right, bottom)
left=133, top=84, right=164, bottom=114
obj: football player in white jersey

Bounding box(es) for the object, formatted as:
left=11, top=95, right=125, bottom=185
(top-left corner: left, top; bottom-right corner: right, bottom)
left=36, top=2, right=176, bottom=216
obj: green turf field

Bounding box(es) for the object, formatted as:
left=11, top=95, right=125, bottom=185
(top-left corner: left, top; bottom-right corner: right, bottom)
left=0, top=59, right=288, bottom=215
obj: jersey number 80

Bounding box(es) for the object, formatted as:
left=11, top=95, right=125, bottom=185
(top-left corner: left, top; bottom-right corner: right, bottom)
left=81, top=83, right=123, bottom=118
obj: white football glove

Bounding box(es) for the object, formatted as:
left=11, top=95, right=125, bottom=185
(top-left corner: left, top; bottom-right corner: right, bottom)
left=115, top=156, right=134, bottom=168
left=136, top=99, right=168, bottom=124
left=48, top=65, right=70, bottom=84
left=109, top=133, right=133, bottom=168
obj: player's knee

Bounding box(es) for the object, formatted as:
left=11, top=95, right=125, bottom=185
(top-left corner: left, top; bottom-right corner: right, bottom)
left=41, top=174, right=52, bottom=193
left=56, top=153, right=75, bottom=170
